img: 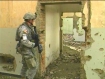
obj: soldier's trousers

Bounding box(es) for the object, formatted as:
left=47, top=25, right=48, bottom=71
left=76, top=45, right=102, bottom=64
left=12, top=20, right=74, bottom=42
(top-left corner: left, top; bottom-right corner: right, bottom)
left=21, top=55, right=36, bottom=79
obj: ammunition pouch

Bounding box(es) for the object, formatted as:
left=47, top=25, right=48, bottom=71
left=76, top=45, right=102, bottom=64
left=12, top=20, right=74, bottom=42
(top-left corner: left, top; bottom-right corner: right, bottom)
left=24, top=56, right=36, bottom=68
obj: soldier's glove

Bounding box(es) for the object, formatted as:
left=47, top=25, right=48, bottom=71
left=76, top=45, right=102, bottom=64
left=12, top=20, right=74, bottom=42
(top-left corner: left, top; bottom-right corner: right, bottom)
left=38, top=44, right=43, bottom=53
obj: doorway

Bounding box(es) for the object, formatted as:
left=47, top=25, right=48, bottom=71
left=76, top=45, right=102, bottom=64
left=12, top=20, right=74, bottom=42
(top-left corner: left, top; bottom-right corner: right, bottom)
left=36, top=1, right=88, bottom=79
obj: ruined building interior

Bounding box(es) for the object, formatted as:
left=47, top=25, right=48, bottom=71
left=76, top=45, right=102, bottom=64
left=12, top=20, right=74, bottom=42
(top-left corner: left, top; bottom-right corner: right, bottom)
left=0, top=1, right=105, bottom=79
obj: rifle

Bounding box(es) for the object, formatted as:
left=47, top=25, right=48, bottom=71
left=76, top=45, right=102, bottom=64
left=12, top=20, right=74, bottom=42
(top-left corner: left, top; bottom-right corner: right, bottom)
left=33, top=26, right=43, bottom=53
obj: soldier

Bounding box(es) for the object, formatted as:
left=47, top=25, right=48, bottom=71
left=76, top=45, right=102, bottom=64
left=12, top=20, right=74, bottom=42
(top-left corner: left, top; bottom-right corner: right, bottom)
left=15, top=12, right=40, bottom=79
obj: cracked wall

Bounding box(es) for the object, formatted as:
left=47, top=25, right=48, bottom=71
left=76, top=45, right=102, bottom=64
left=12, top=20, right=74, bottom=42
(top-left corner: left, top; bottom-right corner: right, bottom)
left=61, top=1, right=105, bottom=79
left=83, top=1, right=105, bottom=79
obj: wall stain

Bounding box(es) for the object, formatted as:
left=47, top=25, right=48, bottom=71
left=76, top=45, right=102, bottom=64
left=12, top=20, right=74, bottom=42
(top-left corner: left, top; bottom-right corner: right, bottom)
left=99, top=48, right=104, bottom=51
left=94, top=32, right=99, bottom=36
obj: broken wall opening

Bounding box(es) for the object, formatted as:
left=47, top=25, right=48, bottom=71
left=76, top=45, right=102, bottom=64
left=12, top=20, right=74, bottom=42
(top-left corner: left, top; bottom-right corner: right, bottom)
left=0, top=54, right=16, bottom=71
left=36, top=1, right=92, bottom=79
left=62, top=12, right=86, bottom=48
left=61, top=12, right=85, bottom=78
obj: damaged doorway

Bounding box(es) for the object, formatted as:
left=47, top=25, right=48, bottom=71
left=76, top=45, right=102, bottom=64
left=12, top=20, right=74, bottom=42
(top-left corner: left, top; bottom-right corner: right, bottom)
left=62, top=12, right=85, bottom=46
left=36, top=1, right=89, bottom=79
left=45, top=5, right=86, bottom=79
left=61, top=12, right=86, bottom=79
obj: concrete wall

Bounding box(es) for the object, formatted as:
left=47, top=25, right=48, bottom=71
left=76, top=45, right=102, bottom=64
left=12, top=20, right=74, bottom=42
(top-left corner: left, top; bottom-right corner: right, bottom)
left=62, top=1, right=105, bottom=79
left=45, top=5, right=60, bottom=67
left=0, top=1, right=37, bottom=28
left=84, top=1, right=105, bottom=79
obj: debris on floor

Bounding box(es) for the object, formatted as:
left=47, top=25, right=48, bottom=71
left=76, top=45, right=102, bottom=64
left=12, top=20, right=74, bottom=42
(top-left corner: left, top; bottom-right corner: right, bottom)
left=44, top=46, right=81, bottom=79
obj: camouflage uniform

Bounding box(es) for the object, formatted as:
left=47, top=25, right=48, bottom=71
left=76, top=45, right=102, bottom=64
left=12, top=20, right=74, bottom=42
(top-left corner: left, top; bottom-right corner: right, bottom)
left=16, top=12, right=37, bottom=79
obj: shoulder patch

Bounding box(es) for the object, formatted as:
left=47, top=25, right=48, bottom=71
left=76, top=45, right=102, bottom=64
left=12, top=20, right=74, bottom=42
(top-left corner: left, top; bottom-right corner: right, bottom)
left=23, top=29, right=28, bottom=34
left=20, top=25, right=28, bottom=34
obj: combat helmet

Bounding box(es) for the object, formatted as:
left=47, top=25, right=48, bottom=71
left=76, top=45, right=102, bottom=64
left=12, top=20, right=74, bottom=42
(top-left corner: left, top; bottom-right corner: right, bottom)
left=23, top=12, right=36, bottom=20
